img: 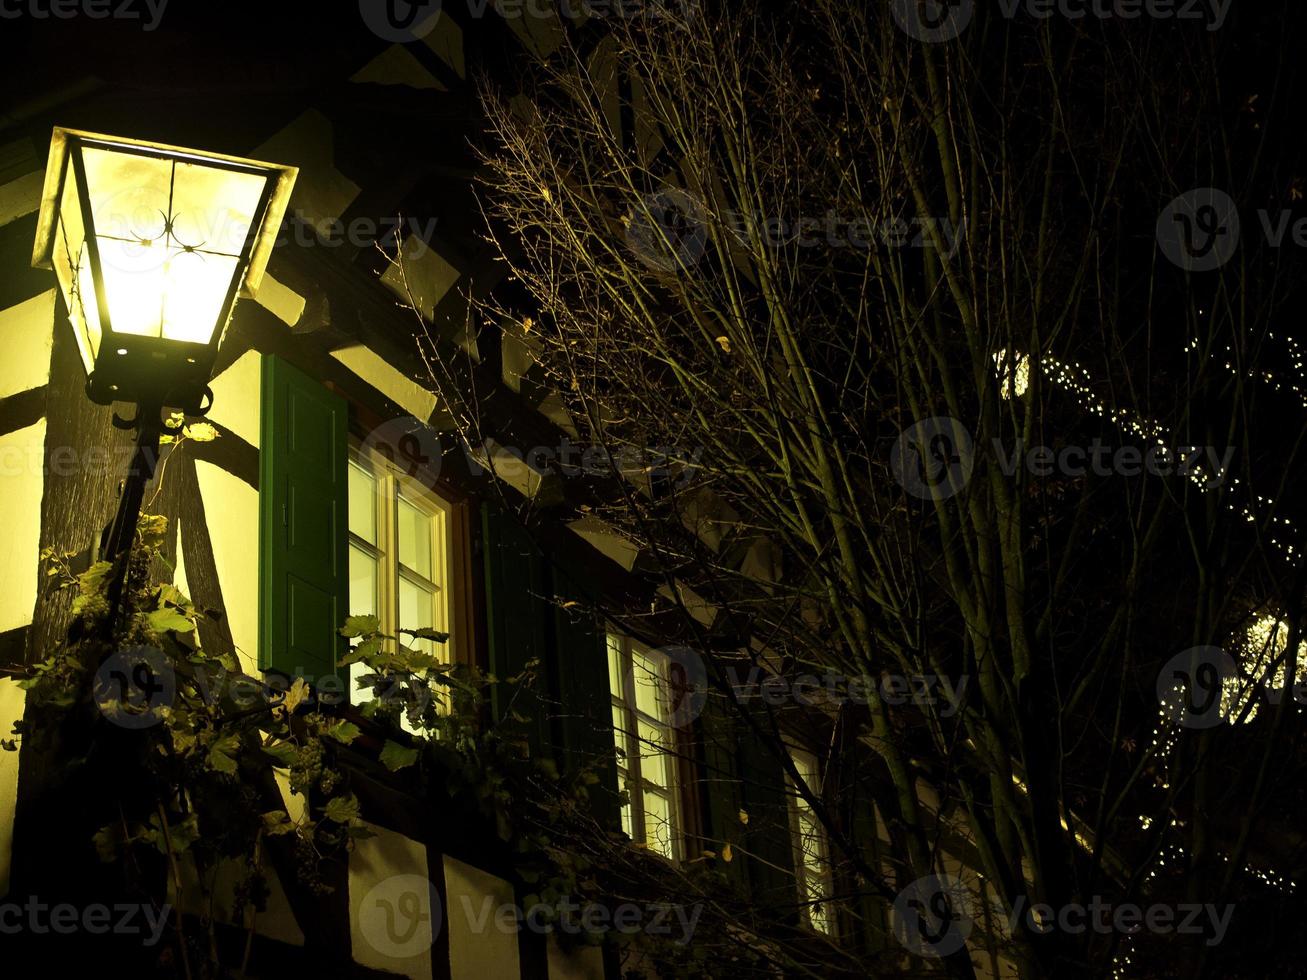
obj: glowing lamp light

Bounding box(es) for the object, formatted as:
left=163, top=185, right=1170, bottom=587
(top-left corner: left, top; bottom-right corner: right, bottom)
left=32, top=128, right=297, bottom=411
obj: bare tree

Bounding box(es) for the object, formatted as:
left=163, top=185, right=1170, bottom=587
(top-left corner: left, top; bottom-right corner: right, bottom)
left=408, top=3, right=1307, bottom=976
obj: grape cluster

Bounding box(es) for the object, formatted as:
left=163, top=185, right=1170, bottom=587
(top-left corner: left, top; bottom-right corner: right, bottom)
left=289, top=737, right=342, bottom=796
left=289, top=739, right=325, bottom=796
left=292, top=835, right=333, bottom=896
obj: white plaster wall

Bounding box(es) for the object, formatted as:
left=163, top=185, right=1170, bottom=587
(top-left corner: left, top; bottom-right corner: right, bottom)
left=0, top=679, right=25, bottom=898
left=169, top=853, right=305, bottom=949
left=547, top=935, right=606, bottom=980
left=253, top=111, right=361, bottom=237
left=349, top=823, right=436, bottom=979
left=207, top=350, right=263, bottom=449
left=252, top=274, right=306, bottom=328
left=0, top=170, right=42, bottom=228
left=379, top=234, right=460, bottom=324
left=444, top=854, right=521, bottom=979
left=0, top=419, right=47, bottom=635
left=193, top=460, right=260, bottom=675
left=0, top=290, right=55, bottom=400
left=330, top=344, right=437, bottom=423
left=351, top=46, right=446, bottom=91
left=568, top=515, right=640, bottom=572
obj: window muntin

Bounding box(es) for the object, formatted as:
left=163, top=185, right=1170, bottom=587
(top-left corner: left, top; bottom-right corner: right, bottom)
left=347, top=452, right=451, bottom=719
left=608, top=633, right=684, bottom=860
left=787, top=745, right=834, bottom=934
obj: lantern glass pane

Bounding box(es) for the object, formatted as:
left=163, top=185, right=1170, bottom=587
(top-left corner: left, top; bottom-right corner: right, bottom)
left=81, top=146, right=266, bottom=346
left=161, top=250, right=240, bottom=343
left=170, top=160, right=266, bottom=256
left=51, top=171, right=99, bottom=375
left=75, top=244, right=103, bottom=369
left=82, top=145, right=172, bottom=245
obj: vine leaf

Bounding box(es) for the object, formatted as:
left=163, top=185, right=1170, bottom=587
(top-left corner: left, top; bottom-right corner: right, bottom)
left=261, top=810, right=297, bottom=836
left=324, top=720, right=362, bottom=745
left=400, top=627, right=450, bottom=643
left=93, top=824, right=121, bottom=863
left=207, top=733, right=241, bottom=775
left=182, top=422, right=219, bottom=443
left=71, top=561, right=113, bottom=617
left=339, top=635, right=382, bottom=666
left=341, top=615, right=382, bottom=638
left=380, top=740, right=420, bottom=772
left=148, top=607, right=195, bottom=634
left=282, top=677, right=311, bottom=715
left=263, top=741, right=297, bottom=768
left=323, top=793, right=361, bottom=824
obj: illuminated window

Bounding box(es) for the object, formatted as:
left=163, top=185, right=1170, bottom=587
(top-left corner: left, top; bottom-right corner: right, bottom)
left=608, top=634, right=684, bottom=860
left=787, top=745, right=834, bottom=934
left=348, top=449, right=452, bottom=720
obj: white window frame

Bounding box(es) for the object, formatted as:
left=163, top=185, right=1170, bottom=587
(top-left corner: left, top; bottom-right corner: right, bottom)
left=347, top=445, right=453, bottom=715
left=608, top=633, right=685, bottom=862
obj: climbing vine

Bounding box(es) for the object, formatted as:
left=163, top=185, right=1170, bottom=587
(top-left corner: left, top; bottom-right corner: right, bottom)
left=5, top=517, right=744, bottom=975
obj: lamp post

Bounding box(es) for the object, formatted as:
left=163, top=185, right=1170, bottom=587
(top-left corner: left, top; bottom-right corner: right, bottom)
left=31, top=128, right=297, bottom=615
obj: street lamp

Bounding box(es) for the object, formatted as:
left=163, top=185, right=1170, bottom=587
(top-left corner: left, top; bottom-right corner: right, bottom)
left=31, top=128, right=297, bottom=607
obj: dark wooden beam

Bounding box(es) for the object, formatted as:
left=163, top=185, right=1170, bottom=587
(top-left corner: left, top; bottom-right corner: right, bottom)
left=0, top=385, right=46, bottom=438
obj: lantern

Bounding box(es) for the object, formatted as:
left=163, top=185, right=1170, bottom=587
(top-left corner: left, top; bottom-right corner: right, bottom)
left=32, top=128, right=297, bottom=411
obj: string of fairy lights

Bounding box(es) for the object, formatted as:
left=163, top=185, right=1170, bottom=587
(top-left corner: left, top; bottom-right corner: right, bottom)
left=990, top=343, right=1304, bottom=977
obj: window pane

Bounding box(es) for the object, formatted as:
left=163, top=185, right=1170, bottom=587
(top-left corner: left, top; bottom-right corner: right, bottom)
left=349, top=544, right=378, bottom=618
left=805, top=882, right=831, bottom=933
left=644, top=791, right=674, bottom=858
left=348, top=545, right=378, bottom=708
left=632, top=648, right=664, bottom=720
left=792, top=748, right=820, bottom=790
left=397, top=496, right=433, bottom=580
left=800, top=814, right=824, bottom=866
left=638, top=720, right=672, bottom=789
left=348, top=463, right=376, bottom=544
left=399, top=577, right=436, bottom=655
left=607, top=634, right=625, bottom=697
left=611, top=703, right=631, bottom=758
left=619, top=796, right=635, bottom=841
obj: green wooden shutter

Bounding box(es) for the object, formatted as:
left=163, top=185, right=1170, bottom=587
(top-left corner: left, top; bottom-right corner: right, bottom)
left=737, top=705, right=798, bottom=915
left=849, top=772, right=892, bottom=956
left=550, top=561, right=620, bottom=828
left=697, top=693, right=750, bottom=889
left=259, top=355, right=349, bottom=691
left=480, top=502, right=552, bottom=756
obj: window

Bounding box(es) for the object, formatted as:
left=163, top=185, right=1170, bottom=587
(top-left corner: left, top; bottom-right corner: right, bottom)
left=347, top=448, right=452, bottom=717
left=787, top=745, right=834, bottom=934
left=608, top=634, right=684, bottom=860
